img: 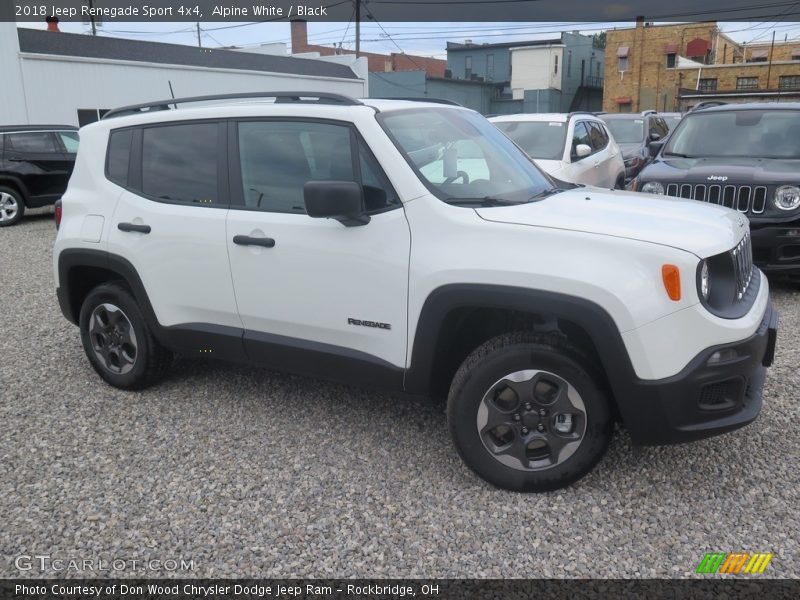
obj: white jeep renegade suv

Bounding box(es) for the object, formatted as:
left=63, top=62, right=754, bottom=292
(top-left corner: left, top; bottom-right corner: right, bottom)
left=54, top=92, right=778, bottom=492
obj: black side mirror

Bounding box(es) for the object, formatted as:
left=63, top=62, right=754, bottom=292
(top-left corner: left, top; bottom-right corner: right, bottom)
left=304, top=181, right=370, bottom=227
left=648, top=140, right=665, bottom=157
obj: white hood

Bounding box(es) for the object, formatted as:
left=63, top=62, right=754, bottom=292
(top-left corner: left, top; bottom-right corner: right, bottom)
left=476, top=188, right=747, bottom=258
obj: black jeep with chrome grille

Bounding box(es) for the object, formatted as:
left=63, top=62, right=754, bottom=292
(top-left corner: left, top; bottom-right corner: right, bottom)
left=631, top=102, right=800, bottom=276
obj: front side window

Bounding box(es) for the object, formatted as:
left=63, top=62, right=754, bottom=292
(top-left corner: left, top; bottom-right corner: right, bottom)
left=493, top=120, right=567, bottom=161
left=380, top=108, right=555, bottom=204
left=237, top=120, right=397, bottom=214
left=664, top=110, right=800, bottom=159
left=6, top=132, right=58, bottom=153
left=571, top=122, right=593, bottom=156
left=603, top=118, right=644, bottom=144
left=587, top=122, right=609, bottom=150
left=141, top=123, right=218, bottom=205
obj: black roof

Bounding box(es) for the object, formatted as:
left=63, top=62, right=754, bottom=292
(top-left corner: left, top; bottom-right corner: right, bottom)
left=0, top=124, right=78, bottom=132
left=16, top=28, right=358, bottom=80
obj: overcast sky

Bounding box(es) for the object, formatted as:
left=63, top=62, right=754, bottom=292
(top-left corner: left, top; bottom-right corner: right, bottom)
left=18, top=21, right=800, bottom=58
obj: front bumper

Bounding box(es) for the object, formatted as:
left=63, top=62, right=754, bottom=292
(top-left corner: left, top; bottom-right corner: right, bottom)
left=623, top=301, right=778, bottom=445
left=751, top=224, right=800, bottom=275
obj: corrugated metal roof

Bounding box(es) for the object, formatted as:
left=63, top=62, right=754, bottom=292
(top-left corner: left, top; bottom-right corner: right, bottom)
left=16, top=27, right=358, bottom=80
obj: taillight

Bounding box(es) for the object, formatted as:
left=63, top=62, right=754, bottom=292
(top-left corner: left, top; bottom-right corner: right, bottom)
left=54, top=200, right=62, bottom=229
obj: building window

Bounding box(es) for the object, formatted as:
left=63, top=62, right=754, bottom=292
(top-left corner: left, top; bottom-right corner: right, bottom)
left=618, top=56, right=628, bottom=72
left=666, top=53, right=676, bottom=68
left=567, top=51, right=572, bottom=77
left=554, top=54, right=558, bottom=75
left=747, top=50, right=769, bottom=63
left=736, top=77, right=759, bottom=90
left=487, top=54, right=494, bottom=80
left=465, top=56, right=472, bottom=79
left=779, top=75, right=800, bottom=89
left=698, top=78, right=718, bottom=92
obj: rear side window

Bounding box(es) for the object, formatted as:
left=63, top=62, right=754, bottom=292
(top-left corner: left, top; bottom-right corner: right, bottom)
left=6, top=132, right=59, bottom=153
left=141, top=123, right=218, bottom=205
left=106, top=129, right=133, bottom=187
left=58, top=131, right=80, bottom=153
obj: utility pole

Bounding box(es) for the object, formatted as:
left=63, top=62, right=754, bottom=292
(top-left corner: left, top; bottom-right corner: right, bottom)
left=354, top=0, right=361, bottom=57
left=196, top=23, right=202, bottom=48
left=766, top=30, right=776, bottom=90
left=87, top=0, right=96, bottom=36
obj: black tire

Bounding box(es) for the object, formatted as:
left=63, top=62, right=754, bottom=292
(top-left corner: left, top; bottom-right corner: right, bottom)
left=0, top=186, right=25, bottom=227
left=614, top=175, right=626, bottom=190
left=79, top=282, right=172, bottom=389
left=447, top=331, right=612, bottom=492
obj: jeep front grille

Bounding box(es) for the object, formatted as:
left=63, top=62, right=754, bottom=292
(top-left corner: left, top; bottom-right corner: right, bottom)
left=731, top=232, right=754, bottom=301
left=665, top=183, right=767, bottom=214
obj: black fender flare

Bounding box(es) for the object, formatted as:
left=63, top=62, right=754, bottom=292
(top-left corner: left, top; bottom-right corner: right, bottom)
left=403, top=284, right=640, bottom=417
left=0, top=175, right=31, bottom=203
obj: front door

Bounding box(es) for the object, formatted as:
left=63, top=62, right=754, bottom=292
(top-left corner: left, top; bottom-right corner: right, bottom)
left=225, top=118, right=411, bottom=387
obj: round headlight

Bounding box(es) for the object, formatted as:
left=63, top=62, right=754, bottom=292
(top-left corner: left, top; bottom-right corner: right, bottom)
left=641, top=181, right=665, bottom=195
left=774, top=185, right=800, bottom=211
left=700, top=260, right=710, bottom=301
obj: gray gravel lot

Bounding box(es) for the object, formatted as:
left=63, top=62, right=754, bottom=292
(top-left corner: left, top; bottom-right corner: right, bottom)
left=1, top=214, right=799, bottom=579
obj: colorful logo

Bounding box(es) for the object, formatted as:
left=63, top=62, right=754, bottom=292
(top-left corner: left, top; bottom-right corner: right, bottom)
left=696, top=552, right=774, bottom=574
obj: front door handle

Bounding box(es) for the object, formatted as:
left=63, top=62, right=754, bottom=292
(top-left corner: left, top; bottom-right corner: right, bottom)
left=233, top=235, right=275, bottom=248
left=118, top=222, right=151, bottom=234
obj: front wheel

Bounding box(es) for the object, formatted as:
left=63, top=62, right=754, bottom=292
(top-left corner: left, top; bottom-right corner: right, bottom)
left=79, top=283, right=172, bottom=389
left=447, top=331, right=612, bottom=492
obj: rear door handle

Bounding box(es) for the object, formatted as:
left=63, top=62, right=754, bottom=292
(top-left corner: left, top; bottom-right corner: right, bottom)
left=233, top=235, right=275, bottom=248
left=118, top=222, right=151, bottom=234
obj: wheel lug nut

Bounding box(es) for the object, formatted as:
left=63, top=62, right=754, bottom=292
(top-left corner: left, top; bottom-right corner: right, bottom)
left=521, top=427, right=529, bottom=434
left=524, top=402, right=532, bottom=411
left=513, top=414, right=521, bottom=421
left=537, top=424, right=545, bottom=432
left=539, top=409, right=547, bottom=417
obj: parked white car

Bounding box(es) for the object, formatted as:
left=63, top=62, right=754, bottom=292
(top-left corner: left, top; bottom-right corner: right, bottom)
left=54, top=93, right=776, bottom=493
left=490, top=112, right=626, bottom=189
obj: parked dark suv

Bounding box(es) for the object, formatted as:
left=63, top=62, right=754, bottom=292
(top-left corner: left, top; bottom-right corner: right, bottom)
left=632, top=102, right=800, bottom=276
left=600, top=111, right=670, bottom=182
left=0, top=125, right=79, bottom=226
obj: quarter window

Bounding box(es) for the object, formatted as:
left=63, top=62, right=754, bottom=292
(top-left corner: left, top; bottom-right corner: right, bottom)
left=106, top=129, right=133, bottom=187
left=58, top=131, right=79, bottom=153
left=6, top=132, right=59, bottom=153
left=141, top=123, right=219, bottom=205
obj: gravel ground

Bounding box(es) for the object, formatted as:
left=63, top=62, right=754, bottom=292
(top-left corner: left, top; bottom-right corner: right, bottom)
left=1, top=214, right=798, bottom=579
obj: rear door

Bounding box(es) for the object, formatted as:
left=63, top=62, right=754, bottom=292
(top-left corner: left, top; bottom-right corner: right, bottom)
left=4, top=131, right=70, bottom=206
left=105, top=121, right=244, bottom=357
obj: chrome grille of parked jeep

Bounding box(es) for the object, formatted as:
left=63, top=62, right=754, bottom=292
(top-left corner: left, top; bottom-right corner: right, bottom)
left=665, top=184, right=767, bottom=214
left=731, top=232, right=754, bottom=301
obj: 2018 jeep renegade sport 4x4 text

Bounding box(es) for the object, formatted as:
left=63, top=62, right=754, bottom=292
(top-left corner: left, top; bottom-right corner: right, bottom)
left=54, top=93, right=778, bottom=492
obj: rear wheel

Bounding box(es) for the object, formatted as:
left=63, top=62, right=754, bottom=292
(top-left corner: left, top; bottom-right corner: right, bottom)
left=0, top=186, right=25, bottom=227
left=447, top=331, right=613, bottom=492
left=79, top=283, right=172, bottom=389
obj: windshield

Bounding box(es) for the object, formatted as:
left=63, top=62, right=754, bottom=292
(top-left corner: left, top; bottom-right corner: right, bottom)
left=493, top=120, right=567, bottom=160
left=379, top=108, right=555, bottom=204
left=664, top=110, right=800, bottom=159
left=603, top=119, right=645, bottom=144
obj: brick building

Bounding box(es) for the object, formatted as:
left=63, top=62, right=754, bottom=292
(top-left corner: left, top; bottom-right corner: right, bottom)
left=603, top=20, right=800, bottom=112
left=290, top=20, right=446, bottom=77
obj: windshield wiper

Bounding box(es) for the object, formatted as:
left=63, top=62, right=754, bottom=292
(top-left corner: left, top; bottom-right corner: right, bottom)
left=663, top=151, right=694, bottom=158
left=528, top=188, right=564, bottom=200
left=444, top=196, right=523, bottom=207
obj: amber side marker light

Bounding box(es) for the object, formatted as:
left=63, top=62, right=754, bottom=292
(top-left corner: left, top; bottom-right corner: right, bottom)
left=662, top=264, right=681, bottom=301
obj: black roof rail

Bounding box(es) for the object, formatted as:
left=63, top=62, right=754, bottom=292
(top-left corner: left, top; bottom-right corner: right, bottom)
left=567, top=111, right=598, bottom=119
left=102, top=91, right=362, bottom=120
left=375, top=97, right=463, bottom=106
left=689, top=100, right=728, bottom=112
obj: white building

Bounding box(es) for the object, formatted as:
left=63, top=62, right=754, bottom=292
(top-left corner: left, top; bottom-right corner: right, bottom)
left=0, top=23, right=367, bottom=127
